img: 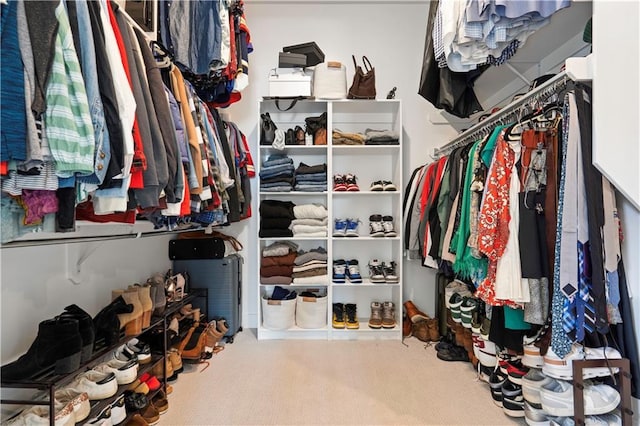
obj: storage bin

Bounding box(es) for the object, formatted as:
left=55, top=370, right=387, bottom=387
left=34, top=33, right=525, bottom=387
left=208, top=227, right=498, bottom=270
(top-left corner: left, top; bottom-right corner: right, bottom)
left=261, top=297, right=296, bottom=330
left=313, top=62, right=347, bottom=99
left=295, top=295, right=328, bottom=329
left=268, top=68, right=312, bottom=98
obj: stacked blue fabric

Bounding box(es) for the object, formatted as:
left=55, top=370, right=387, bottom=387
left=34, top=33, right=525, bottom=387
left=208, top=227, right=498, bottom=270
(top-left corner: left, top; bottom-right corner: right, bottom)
left=260, top=154, right=294, bottom=192
left=294, top=163, right=327, bottom=192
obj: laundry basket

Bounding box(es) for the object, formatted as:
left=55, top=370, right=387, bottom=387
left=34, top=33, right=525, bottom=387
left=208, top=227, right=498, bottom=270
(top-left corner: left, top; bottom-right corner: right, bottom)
left=261, top=297, right=296, bottom=330
left=295, top=294, right=328, bottom=329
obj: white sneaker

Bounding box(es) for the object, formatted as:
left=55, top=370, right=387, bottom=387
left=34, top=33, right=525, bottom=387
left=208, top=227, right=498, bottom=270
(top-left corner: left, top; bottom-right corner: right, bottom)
left=543, top=344, right=621, bottom=380
left=93, top=358, right=138, bottom=385
left=522, top=368, right=554, bottom=407
left=69, top=370, right=118, bottom=400
left=540, top=379, right=620, bottom=417
left=523, top=343, right=545, bottom=368
left=82, top=405, right=112, bottom=426
left=109, top=394, right=126, bottom=425
left=524, top=401, right=550, bottom=426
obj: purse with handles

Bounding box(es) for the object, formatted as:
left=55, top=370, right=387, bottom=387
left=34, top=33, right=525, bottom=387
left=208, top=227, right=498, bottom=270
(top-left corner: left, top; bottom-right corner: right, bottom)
left=347, top=55, right=376, bottom=99
left=260, top=112, right=277, bottom=145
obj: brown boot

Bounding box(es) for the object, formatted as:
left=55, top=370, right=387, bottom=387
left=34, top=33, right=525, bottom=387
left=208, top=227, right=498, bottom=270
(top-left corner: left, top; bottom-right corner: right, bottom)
left=454, top=322, right=465, bottom=347
left=403, top=300, right=430, bottom=323
left=402, top=315, right=412, bottom=338
left=426, top=318, right=440, bottom=342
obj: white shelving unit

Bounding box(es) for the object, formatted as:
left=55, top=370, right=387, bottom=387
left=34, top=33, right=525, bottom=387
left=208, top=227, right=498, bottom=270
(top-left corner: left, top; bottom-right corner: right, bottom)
left=257, top=99, right=402, bottom=341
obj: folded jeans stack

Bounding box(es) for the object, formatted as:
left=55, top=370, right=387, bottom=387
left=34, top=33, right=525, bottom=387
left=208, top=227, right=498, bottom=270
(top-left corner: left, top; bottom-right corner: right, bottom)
left=294, top=162, right=327, bottom=192
left=260, top=155, right=295, bottom=192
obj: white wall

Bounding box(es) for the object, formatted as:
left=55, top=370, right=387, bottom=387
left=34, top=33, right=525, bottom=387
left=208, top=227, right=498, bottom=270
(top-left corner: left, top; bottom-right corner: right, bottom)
left=226, top=1, right=458, bottom=327
left=593, top=0, right=640, bottom=415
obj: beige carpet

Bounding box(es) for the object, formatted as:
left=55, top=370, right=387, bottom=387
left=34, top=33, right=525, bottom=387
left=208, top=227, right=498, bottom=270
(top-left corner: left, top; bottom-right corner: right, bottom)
left=159, top=331, right=525, bottom=425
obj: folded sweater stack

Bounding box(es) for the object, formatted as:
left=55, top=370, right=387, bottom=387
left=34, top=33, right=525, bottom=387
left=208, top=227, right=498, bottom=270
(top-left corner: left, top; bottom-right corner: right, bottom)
left=292, top=247, right=328, bottom=284
left=259, top=200, right=295, bottom=238
left=290, top=203, right=328, bottom=237
left=260, top=241, right=299, bottom=285
left=332, top=129, right=365, bottom=145
left=364, top=128, right=399, bottom=145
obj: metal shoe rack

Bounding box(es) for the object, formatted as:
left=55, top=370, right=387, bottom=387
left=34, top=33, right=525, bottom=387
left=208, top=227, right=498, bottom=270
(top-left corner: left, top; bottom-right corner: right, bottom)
left=0, top=289, right=207, bottom=426
left=571, top=358, right=633, bottom=425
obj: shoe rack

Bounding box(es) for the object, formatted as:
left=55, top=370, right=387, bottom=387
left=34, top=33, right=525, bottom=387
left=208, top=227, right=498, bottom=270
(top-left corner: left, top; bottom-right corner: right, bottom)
left=257, top=99, right=403, bottom=341
left=0, top=291, right=206, bottom=425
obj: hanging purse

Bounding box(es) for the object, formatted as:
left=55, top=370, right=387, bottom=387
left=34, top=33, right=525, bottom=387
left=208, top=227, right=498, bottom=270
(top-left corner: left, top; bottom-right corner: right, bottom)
left=260, top=112, right=277, bottom=145
left=347, top=55, right=376, bottom=99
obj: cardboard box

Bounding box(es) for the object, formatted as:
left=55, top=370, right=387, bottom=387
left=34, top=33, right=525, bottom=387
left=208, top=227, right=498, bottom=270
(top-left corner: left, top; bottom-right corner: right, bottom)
left=268, top=68, right=312, bottom=97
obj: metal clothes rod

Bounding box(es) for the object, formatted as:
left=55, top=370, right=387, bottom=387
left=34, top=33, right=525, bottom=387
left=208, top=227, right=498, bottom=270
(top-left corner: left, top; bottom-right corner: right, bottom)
left=432, top=71, right=571, bottom=159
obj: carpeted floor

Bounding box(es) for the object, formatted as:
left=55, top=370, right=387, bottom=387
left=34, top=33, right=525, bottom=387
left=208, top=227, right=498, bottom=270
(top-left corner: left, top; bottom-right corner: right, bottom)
left=159, top=330, right=525, bottom=425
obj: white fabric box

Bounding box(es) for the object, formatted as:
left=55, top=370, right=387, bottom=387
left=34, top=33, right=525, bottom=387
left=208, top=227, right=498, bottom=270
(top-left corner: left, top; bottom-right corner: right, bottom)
left=262, top=297, right=296, bottom=330
left=268, top=68, right=312, bottom=97
left=313, top=62, right=347, bottom=99
left=295, top=295, right=328, bottom=329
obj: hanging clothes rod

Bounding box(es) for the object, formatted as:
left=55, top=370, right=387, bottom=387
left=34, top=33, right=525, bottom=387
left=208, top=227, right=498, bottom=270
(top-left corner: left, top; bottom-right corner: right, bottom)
left=432, top=71, right=571, bottom=159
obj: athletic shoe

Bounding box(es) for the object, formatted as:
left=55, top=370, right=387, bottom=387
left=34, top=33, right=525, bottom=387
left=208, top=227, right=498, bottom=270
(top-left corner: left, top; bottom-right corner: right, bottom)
left=345, top=173, right=359, bottom=191
left=370, top=181, right=384, bottom=191
left=460, top=297, right=480, bottom=329
left=333, top=218, right=347, bottom=237
left=543, top=344, right=622, bottom=380
left=332, top=303, right=346, bottom=329
left=472, top=333, right=497, bottom=368
left=524, top=401, right=551, bottom=426
left=489, top=369, right=508, bottom=407
left=333, top=260, right=346, bottom=283
left=382, top=215, right=397, bottom=237
left=382, top=261, right=399, bottom=283
left=369, top=214, right=384, bottom=237
left=502, top=379, right=526, bottom=418
left=333, top=174, right=347, bottom=191
left=505, top=358, right=529, bottom=385
left=444, top=279, right=470, bottom=309
left=523, top=343, right=545, bottom=368
left=345, top=303, right=359, bottom=329
left=540, top=379, right=620, bottom=417
left=477, top=363, right=494, bottom=383
left=369, top=302, right=383, bottom=329
left=345, top=218, right=361, bottom=237
left=382, top=180, right=397, bottom=191
left=368, top=260, right=385, bottom=283
left=381, top=302, right=396, bottom=328
left=346, top=260, right=363, bottom=283
left=522, top=368, right=554, bottom=409
left=449, top=293, right=464, bottom=323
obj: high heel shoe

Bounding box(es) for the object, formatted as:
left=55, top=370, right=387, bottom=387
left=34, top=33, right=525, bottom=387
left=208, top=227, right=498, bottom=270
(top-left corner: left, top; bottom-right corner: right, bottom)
left=165, top=272, right=186, bottom=303
left=130, top=284, right=153, bottom=329
left=112, top=289, right=143, bottom=336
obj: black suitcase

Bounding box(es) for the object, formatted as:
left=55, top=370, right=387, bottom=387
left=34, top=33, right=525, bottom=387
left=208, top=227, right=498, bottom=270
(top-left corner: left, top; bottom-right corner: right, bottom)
left=168, top=238, right=225, bottom=260
left=172, top=254, right=243, bottom=343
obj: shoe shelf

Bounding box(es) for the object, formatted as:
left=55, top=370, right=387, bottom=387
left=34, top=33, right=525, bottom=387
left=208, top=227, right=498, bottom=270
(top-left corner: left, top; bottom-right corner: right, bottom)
left=257, top=99, right=402, bottom=342
left=0, top=292, right=202, bottom=425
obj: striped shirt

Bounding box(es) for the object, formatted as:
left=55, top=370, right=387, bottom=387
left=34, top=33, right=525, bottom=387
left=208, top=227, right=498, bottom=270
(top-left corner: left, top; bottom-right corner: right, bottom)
left=45, top=1, right=95, bottom=176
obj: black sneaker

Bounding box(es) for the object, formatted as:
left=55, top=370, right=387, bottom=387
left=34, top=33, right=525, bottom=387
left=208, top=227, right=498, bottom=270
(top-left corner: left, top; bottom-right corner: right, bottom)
left=345, top=303, right=359, bottom=329
left=369, top=214, right=384, bottom=237
left=332, top=303, right=346, bottom=329
left=368, top=260, right=385, bottom=283
left=502, top=379, right=525, bottom=418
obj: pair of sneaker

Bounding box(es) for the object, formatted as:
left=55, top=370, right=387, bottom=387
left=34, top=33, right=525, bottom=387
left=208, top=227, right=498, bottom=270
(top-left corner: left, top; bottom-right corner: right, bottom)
left=370, top=180, right=397, bottom=191
left=369, top=214, right=396, bottom=237
left=333, top=259, right=362, bottom=283
left=368, top=260, right=399, bottom=283
left=333, top=218, right=361, bottom=237
left=333, top=174, right=359, bottom=191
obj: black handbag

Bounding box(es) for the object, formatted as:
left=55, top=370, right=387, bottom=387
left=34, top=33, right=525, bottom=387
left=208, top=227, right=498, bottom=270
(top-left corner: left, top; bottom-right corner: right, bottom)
left=304, top=112, right=327, bottom=136
left=260, top=112, right=277, bottom=145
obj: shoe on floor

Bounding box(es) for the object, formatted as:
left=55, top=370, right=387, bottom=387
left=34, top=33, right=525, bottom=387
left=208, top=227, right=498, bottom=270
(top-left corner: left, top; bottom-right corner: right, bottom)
left=489, top=369, right=508, bottom=407
left=403, top=301, right=429, bottom=323
left=436, top=345, right=469, bottom=362
left=471, top=333, right=497, bottom=368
